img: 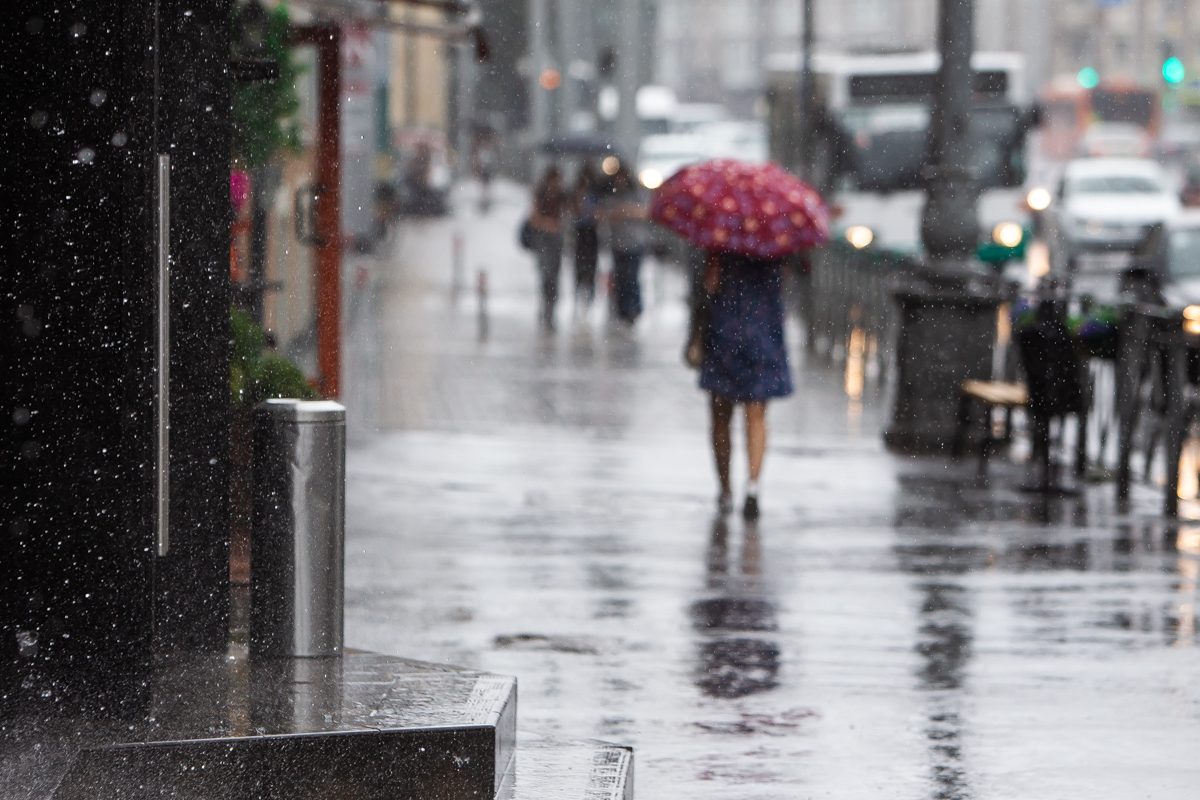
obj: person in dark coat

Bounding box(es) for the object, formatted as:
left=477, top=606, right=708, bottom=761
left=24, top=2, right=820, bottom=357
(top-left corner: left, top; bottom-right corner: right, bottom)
left=601, top=163, right=648, bottom=323
left=699, top=250, right=793, bottom=520
left=528, top=166, right=566, bottom=329
left=571, top=163, right=601, bottom=310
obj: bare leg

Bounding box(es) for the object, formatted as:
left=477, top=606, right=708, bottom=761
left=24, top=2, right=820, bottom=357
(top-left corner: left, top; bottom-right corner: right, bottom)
left=745, top=401, right=767, bottom=483
left=710, top=394, right=734, bottom=500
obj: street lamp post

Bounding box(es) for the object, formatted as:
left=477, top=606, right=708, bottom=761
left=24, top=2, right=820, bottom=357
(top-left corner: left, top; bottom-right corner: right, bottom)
left=920, top=0, right=979, bottom=270
left=884, top=0, right=1006, bottom=454
left=797, top=0, right=814, bottom=181
left=529, top=0, right=550, bottom=175
left=615, top=0, right=641, bottom=161
left=557, top=0, right=579, bottom=132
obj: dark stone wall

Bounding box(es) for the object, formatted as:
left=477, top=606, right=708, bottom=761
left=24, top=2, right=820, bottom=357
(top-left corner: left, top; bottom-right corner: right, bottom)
left=2, top=0, right=230, bottom=710
left=154, top=0, right=232, bottom=655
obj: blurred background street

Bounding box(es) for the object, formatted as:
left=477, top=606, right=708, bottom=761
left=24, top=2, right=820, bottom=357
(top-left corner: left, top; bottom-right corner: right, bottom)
left=339, top=179, right=1199, bottom=798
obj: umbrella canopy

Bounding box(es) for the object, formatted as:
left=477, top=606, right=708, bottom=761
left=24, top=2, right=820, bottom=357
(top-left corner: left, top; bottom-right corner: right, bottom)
left=539, top=133, right=621, bottom=157
left=649, top=159, right=830, bottom=259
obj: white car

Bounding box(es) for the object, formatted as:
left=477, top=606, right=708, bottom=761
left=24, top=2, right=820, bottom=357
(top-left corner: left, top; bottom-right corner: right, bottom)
left=636, top=133, right=708, bottom=189
left=693, top=120, right=768, bottom=164
left=1047, top=158, right=1180, bottom=273
left=636, top=122, right=769, bottom=190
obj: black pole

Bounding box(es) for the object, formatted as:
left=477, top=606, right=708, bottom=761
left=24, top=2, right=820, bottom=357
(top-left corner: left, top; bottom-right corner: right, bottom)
left=248, top=167, right=269, bottom=324
left=920, top=0, right=978, bottom=265
left=886, top=0, right=1004, bottom=454
left=797, top=0, right=814, bottom=180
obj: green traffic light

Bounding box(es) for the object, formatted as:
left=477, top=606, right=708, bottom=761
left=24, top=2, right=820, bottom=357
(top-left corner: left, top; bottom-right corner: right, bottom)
left=1164, top=57, right=1185, bottom=84
left=1077, top=67, right=1100, bottom=89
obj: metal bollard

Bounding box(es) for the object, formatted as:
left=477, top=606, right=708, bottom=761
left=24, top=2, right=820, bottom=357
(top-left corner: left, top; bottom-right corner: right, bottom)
left=250, top=399, right=346, bottom=658
left=451, top=229, right=465, bottom=298
left=477, top=268, right=489, bottom=341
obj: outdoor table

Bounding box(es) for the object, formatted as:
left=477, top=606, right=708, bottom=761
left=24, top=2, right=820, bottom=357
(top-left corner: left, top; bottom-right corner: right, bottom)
left=1114, top=303, right=1200, bottom=516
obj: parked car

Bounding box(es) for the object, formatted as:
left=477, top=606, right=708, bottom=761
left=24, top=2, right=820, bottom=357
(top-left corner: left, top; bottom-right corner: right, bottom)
left=389, top=135, right=452, bottom=217
left=1160, top=211, right=1200, bottom=308
left=636, top=133, right=708, bottom=189
left=636, top=121, right=768, bottom=190
left=693, top=120, right=768, bottom=164
left=1046, top=213, right=1200, bottom=307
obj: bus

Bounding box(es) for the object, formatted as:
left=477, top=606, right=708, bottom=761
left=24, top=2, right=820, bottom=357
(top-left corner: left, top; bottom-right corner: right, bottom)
left=1039, top=77, right=1159, bottom=161
left=765, top=51, right=1034, bottom=253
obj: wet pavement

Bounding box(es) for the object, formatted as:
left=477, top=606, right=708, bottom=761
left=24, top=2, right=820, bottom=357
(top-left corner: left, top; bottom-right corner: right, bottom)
left=342, top=181, right=1200, bottom=798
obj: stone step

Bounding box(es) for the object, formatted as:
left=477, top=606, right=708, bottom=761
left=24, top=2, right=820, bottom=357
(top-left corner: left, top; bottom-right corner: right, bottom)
left=499, top=735, right=634, bottom=800
left=5, top=653, right=517, bottom=800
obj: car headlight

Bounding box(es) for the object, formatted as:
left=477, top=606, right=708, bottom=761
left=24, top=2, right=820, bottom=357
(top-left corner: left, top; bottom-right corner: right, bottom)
left=639, top=168, right=663, bottom=189
left=1185, top=306, right=1200, bottom=334
left=845, top=225, right=874, bottom=249
left=1026, top=187, right=1051, bottom=211
left=992, top=222, right=1023, bottom=248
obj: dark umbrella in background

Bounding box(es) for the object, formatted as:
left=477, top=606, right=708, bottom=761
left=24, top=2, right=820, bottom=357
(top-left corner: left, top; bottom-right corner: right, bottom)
left=539, top=133, right=622, bottom=158
left=650, top=159, right=830, bottom=259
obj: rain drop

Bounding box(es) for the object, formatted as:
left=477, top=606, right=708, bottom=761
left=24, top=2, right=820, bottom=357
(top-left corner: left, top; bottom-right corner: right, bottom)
left=75, top=147, right=96, bottom=165
left=29, top=111, right=48, bottom=129
left=69, top=22, right=86, bottom=38
left=184, top=9, right=193, bottom=16
left=89, top=89, right=107, bottom=107
left=26, top=17, right=44, bottom=34
left=12, top=407, right=31, bottom=425
left=16, top=631, right=38, bottom=658
left=111, top=131, right=128, bottom=147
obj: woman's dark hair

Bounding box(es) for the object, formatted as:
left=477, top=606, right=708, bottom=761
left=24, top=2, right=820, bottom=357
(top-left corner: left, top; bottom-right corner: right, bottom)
left=612, top=161, right=633, bottom=188
left=575, top=162, right=598, bottom=191
left=535, top=165, right=561, bottom=196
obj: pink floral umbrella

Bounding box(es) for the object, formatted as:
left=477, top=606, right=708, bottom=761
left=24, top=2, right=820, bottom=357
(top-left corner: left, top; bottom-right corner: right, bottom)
left=649, top=159, right=830, bottom=259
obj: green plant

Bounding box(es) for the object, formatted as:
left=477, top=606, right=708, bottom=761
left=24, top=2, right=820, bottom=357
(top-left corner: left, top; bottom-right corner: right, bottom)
left=231, top=2, right=304, bottom=169
left=230, top=306, right=319, bottom=406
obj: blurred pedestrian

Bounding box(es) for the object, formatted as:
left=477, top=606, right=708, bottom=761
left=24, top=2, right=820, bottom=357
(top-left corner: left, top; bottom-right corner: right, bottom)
left=528, top=166, right=566, bottom=329
left=699, top=251, right=793, bottom=520
left=571, top=163, right=601, bottom=310
left=471, top=125, right=498, bottom=214
left=602, top=163, right=648, bottom=323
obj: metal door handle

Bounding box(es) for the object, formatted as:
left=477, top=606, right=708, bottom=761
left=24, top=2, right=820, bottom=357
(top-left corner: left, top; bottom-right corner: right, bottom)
left=156, top=154, right=170, bottom=556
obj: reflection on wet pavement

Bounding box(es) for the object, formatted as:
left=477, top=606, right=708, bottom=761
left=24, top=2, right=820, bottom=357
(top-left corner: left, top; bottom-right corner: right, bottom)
left=343, top=182, right=1200, bottom=798
left=693, top=521, right=780, bottom=699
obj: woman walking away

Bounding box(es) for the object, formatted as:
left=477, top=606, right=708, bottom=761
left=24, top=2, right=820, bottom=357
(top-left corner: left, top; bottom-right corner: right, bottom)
left=647, top=158, right=830, bottom=520
left=571, top=163, right=601, bottom=310
left=700, top=251, right=793, bottom=520
left=602, top=163, right=648, bottom=323
left=529, top=166, right=565, bottom=329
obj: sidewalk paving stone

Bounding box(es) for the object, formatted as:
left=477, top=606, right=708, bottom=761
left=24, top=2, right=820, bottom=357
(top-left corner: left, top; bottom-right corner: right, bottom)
left=343, top=181, right=1200, bottom=799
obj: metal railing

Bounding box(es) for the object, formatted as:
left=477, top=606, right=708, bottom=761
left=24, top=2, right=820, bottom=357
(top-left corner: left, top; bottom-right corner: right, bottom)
left=802, top=242, right=914, bottom=386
